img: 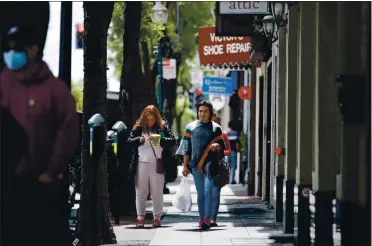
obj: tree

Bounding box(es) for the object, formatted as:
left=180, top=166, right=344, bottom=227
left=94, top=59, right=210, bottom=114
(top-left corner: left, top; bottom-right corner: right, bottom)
left=71, top=81, right=83, bottom=111
left=108, top=2, right=215, bottom=125
left=75, top=2, right=116, bottom=245
left=111, top=2, right=163, bottom=127
left=173, top=95, right=196, bottom=138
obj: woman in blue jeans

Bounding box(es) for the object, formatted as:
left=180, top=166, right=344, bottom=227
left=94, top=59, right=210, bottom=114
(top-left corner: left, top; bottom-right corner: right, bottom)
left=210, top=113, right=231, bottom=227
left=180, top=101, right=225, bottom=230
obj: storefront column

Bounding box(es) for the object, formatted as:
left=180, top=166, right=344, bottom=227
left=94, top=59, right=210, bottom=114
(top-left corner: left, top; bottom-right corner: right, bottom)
left=284, top=4, right=299, bottom=234
left=295, top=2, right=316, bottom=245
left=269, top=52, right=277, bottom=209
left=283, top=3, right=298, bottom=235
left=254, top=67, right=263, bottom=197
left=312, top=2, right=340, bottom=245
left=261, top=61, right=270, bottom=203
left=337, top=2, right=370, bottom=246
left=273, top=25, right=287, bottom=223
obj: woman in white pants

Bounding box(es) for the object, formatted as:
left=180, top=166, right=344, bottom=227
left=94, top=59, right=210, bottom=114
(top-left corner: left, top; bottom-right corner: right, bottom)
left=127, top=105, right=176, bottom=228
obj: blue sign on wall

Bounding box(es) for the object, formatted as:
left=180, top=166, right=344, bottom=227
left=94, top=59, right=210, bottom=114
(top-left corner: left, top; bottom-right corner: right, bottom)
left=202, top=72, right=238, bottom=95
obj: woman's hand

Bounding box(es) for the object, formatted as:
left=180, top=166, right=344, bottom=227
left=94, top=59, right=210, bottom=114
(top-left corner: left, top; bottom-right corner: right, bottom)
left=149, top=135, right=161, bottom=141
left=182, top=166, right=190, bottom=177
left=38, top=172, right=55, bottom=183
left=140, top=137, right=145, bottom=143
left=210, top=143, right=220, bottom=152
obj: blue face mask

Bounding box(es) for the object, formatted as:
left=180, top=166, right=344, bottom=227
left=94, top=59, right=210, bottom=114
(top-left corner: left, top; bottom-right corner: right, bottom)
left=3, top=50, right=27, bottom=71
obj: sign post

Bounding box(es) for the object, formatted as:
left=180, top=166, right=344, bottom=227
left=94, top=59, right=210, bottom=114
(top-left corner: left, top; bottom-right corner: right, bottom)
left=162, top=58, right=177, bottom=80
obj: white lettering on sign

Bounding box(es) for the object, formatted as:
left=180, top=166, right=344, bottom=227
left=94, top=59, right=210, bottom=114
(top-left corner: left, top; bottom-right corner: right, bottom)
left=203, top=43, right=251, bottom=56
left=203, top=45, right=224, bottom=56
left=226, top=43, right=251, bottom=54
left=209, top=33, right=244, bottom=43
left=219, top=1, right=268, bottom=14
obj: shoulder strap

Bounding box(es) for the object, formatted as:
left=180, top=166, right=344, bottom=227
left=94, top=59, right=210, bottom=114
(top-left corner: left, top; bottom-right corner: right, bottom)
left=149, top=141, right=158, bottom=159
left=197, top=135, right=223, bottom=171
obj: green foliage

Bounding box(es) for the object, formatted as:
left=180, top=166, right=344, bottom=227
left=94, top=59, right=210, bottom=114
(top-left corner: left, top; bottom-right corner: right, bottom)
left=71, top=81, right=83, bottom=111
left=107, top=3, right=124, bottom=80
left=108, top=2, right=165, bottom=79
left=172, top=96, right=196, bottom=136
left=108, top=1, right=215, bottom=87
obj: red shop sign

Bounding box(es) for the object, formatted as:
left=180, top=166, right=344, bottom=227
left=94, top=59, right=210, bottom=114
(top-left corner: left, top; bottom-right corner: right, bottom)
left=198, top=26, right=252, bottom=66
left=238, top=86, right=252, bottom=100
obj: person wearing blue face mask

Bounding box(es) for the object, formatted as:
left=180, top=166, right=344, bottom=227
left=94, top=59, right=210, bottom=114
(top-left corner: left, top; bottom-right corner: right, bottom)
left=1, top=25, right=79, bottom=245
left=2, top=26, right=40, bottom=71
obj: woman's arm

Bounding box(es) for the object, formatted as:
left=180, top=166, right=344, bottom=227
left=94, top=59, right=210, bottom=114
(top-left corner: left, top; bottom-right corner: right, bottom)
left=127, top=126, right=143, bottom=149
left=222, top=131, right=231, bottom=156
left=215, top=127, right=225, bottom=158
left=160, top=121, right=176, bottom=149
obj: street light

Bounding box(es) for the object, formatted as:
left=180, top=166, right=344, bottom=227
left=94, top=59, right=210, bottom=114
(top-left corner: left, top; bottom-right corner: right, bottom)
left=270, top=2, right=287, bottom=28
left=151, top=2, right=168, bottom=25
left=151, top=2, right=168, bottom=114
left=262, top=14, right=278, bottom=43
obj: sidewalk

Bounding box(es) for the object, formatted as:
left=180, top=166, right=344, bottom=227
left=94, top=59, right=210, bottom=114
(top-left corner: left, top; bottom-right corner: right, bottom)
left=110, top=167, right=294, bottom=246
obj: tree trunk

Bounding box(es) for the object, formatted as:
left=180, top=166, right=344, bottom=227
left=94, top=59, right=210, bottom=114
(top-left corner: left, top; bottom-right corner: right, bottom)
left=141, top=40, right=150, bottom=75
left=120, top=2, right=142, bottom=128
left=75, top=2, right=116, bottom=245
left=141, top=40, right=157, bottom=107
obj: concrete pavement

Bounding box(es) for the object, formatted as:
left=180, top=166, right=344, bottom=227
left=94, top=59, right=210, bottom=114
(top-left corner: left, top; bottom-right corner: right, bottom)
left=109, top=168, right=294, bottom=246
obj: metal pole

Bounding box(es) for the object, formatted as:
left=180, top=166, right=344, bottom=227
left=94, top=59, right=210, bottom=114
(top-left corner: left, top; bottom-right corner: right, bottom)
left=175, top=2, right=180, bottom=44
left=157, top=41, right=163, bottom=112
left=58, top=2, right=73, bottom=90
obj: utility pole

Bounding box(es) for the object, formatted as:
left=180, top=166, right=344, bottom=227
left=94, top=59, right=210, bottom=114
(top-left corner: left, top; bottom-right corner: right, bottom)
left=58, top=2, right=73, bottom=90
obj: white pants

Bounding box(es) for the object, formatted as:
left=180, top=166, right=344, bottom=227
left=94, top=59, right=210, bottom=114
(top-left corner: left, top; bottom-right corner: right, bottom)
left=135, top=161, right=165, bottom=220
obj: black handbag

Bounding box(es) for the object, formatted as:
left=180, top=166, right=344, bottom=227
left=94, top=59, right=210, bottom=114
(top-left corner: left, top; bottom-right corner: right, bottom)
left=150, top=143, right=165, bottom=174
left=214, top=157, right=230, bottom=189
left=196, top=135, right=229, bottom=188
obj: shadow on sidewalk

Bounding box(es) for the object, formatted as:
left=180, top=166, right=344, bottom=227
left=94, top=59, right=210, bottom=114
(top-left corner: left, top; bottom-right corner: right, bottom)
left=174, top=228, right=226, bottom=232
left=125, top=225, right=173, bottom=229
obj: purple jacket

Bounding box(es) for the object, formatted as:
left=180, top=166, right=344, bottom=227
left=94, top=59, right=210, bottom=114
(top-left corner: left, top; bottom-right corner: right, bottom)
left=0, top=61, right=79, bottom=178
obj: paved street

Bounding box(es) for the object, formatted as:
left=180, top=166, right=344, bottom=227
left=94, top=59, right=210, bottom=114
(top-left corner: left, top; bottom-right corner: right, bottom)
left=109, top=167, right=294, bottom=246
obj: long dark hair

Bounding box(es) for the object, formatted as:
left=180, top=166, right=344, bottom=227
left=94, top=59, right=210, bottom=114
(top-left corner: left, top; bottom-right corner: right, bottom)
left=196, top=100, right=213, bottom=120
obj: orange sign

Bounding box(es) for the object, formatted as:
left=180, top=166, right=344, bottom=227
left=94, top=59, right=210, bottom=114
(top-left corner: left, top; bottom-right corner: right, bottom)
left=238, top=86, right=252, bottom=100
left=198, top=26, right=252, bottom=66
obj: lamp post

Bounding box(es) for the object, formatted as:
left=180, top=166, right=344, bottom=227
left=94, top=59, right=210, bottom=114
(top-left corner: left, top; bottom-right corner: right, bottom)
left=151, top=2, right=168, bottom=113
left=262, top=14, right=278, bottom=43
left=270, top=2, right=287, bottom=28
left=261, top=2, right=291, bottom=44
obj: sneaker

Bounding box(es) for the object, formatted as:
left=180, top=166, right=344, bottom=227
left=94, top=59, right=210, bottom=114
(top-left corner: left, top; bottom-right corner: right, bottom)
left=210, top=222, right=218, bottom=227
left=200, top=219, right=211, bottom=230
left=136, top=219, right=145, bottom=228
left=153, top=219, right=161, bottom=228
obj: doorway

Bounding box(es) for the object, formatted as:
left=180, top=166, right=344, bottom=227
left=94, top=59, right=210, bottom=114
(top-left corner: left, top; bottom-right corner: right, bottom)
left=265, top=64, right=272, bottom=203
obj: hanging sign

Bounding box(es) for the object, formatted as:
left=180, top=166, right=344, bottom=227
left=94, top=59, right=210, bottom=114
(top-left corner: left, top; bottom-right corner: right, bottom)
left=238, top=86, right=252, bottom=100
left=218, top=1, right=269, bottom=15
left=209, top=95, right=226, bottom=111
left=202, top=76, right=236, bottom=96
left=301, top=187, right=311, bottom=198
left=198, top=26, right=252, bottom=66
left=162, top=58, right=177, bottom=80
